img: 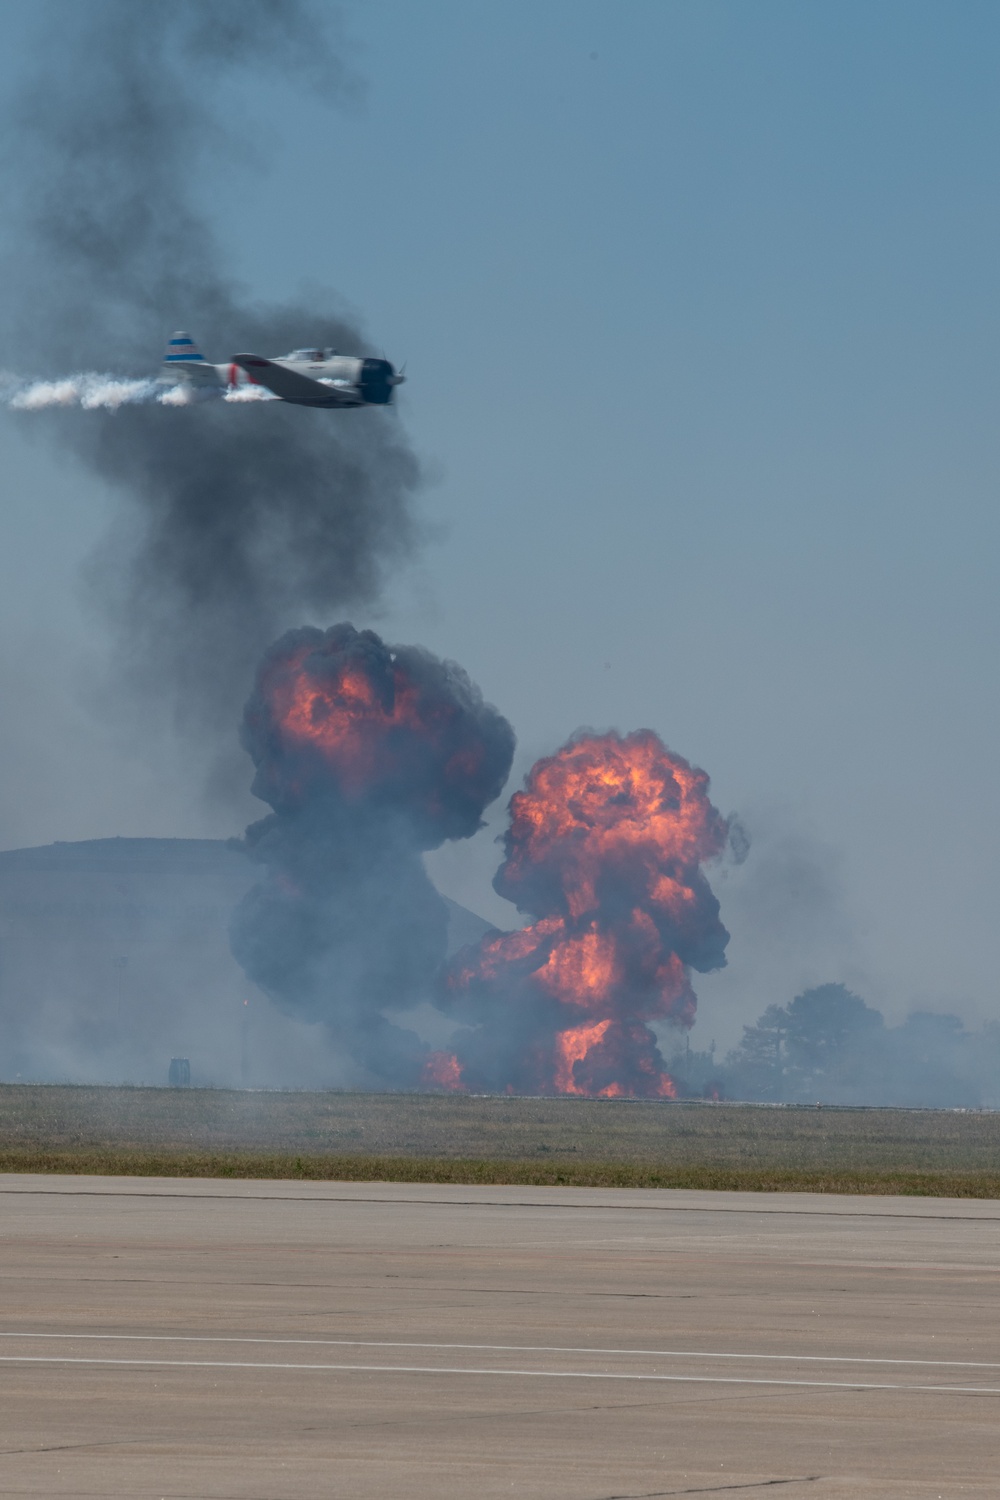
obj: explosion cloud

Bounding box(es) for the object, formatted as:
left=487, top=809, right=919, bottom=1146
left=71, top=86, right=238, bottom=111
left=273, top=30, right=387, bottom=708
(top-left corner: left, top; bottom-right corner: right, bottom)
left=230, top=624, right=515, bottom=1086
left=441, top=730, right=732, bottom=1097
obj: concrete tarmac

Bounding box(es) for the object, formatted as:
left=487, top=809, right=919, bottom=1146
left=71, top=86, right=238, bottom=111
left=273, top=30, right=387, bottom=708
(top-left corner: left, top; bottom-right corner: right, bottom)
left=0, top=1176, right=998, bottom=1498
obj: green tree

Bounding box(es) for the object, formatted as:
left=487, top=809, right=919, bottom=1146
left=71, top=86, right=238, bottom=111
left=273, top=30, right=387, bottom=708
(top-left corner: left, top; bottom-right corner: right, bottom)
left=783, top=983, right=884, bottom=1099
left=725, top=1004, right=790, bottom=1100
left=725, top=984, right=887, bottom=1102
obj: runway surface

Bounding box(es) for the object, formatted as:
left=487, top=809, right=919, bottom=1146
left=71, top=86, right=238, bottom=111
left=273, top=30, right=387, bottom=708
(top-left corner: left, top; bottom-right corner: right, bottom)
left=0, top=1177, right=998, bottom=1498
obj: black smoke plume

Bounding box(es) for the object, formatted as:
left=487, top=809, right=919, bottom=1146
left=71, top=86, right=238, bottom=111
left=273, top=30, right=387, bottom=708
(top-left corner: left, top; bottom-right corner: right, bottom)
left=229, top=624, right=515, bottom=1086
left=4, top=1, right=420, bottom=800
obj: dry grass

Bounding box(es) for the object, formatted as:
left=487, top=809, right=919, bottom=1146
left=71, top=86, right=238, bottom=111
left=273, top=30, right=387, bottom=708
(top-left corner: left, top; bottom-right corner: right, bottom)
left=1, top=1085, right=999, bottom=1195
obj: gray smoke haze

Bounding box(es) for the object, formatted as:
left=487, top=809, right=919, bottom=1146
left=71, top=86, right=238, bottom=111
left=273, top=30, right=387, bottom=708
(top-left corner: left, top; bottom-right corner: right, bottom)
left=690, top=809, right=865, bottom=1055
left=229, top=624, right=515, bottom=1087
left=4, top=1, right=421, bottom=802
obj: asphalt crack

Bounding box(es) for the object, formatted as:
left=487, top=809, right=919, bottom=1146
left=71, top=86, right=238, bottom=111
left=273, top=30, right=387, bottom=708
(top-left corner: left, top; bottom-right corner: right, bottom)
left=600, top=1479, right=821, bottom=1499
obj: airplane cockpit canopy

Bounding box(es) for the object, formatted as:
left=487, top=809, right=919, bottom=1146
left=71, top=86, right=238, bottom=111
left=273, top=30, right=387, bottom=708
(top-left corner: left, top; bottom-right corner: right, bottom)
left=286, top=348, right=340, bottom=361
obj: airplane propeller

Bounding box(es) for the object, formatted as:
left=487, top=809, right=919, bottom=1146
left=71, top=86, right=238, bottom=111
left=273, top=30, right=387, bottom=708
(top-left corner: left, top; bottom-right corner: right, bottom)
left=387, top=359, right=406, bottom=410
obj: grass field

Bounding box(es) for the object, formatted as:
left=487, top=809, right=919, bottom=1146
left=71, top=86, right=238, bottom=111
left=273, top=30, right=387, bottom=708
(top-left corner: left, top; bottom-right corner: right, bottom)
left=1, top=1084, right=1000, bottom=1195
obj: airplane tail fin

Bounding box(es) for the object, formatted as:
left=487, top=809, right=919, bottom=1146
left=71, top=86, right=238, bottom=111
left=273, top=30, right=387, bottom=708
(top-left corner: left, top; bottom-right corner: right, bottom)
left=163, top=331, right=206, bottom=366
left=161, top=331, right=220, bottom=387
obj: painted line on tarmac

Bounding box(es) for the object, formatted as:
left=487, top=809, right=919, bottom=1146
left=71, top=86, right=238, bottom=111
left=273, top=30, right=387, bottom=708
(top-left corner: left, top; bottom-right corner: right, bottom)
left=1, top=1183, right=998, bottom=1221
left=2, top=1331, right=999, bottom=1372
left=0, top=1354, right=998, bottom=1395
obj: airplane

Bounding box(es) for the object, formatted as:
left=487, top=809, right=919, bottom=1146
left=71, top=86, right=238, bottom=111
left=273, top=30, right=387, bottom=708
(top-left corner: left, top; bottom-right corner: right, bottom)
left=160, top=332, right=405, bottom=408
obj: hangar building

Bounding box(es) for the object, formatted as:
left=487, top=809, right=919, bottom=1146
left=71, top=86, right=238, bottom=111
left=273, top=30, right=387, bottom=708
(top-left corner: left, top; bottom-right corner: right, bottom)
left=0, top=838, right=491, bottom=1088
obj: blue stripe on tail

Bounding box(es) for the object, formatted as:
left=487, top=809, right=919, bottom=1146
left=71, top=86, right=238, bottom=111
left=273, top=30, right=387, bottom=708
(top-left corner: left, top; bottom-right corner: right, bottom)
left=163, top=331, right=206, bottom=363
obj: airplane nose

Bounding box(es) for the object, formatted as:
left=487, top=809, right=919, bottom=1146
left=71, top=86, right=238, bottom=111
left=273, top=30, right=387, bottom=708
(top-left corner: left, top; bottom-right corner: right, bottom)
left=359, top=358, right=396, bottom=405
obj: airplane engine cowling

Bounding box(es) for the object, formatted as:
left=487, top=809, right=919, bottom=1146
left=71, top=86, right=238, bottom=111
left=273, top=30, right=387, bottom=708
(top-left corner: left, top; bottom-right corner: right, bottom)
left=359, top=358, right=395, bottom=405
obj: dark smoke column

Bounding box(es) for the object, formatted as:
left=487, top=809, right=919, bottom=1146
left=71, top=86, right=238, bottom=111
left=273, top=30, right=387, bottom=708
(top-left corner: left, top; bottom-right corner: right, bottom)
left=5, top=1, right=420, bottom=803
left=442, top=729, right=732, bottom=1097
left=230, top=624, right=514, bottom=1087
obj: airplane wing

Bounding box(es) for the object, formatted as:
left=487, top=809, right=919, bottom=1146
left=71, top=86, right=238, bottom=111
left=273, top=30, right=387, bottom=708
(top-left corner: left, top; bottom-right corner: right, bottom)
left=171, top=362, right=222, bottom=386
left=231, top=355, right=354, bottom=407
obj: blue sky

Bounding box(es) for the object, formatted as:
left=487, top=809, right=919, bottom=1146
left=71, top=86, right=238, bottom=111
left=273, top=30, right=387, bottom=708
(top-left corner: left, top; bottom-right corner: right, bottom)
left=1, top=0, right=999, bottom=1045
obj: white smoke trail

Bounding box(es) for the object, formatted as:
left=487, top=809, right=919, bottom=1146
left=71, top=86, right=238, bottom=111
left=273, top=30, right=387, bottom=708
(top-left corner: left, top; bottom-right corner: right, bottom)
left=157, top=381, right=238, bottom=407
left=0, top=372, right=278, bottom=410
left=223, top=384, right=278, bottom=402
left=1, top=372, right=181, bottom=410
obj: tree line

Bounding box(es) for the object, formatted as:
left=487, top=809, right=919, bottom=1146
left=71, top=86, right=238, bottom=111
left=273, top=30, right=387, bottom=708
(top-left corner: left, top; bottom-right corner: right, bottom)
left=665, top=984, right=1000, bottom=1107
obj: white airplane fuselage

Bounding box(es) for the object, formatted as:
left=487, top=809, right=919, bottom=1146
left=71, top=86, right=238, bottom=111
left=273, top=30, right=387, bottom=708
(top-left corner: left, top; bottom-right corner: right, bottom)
left=227, top=355, right=367, bottom=402
left=161, top=335, right=402, bottom=408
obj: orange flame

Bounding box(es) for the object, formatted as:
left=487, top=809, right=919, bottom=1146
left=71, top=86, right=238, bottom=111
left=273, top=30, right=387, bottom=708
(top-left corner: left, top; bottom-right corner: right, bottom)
left=244, top=625, right=515, bottom=849
left=497, top=729, right=727, bottom=922
left=553, top=1019, right=613, bottom=1094
left=443, top=730, right=730, bottom=1098
left=263, top=646, right=442, bottom=803
left=422, top=1051, right=465, bottom=1091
